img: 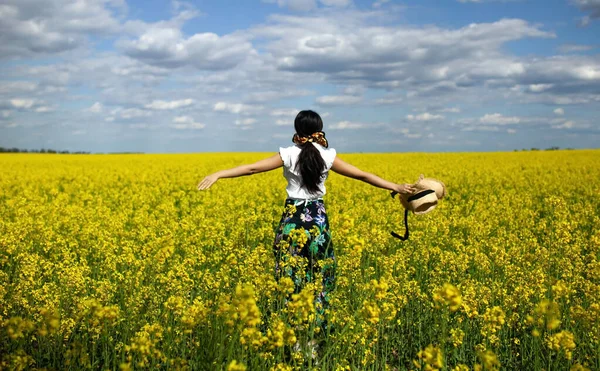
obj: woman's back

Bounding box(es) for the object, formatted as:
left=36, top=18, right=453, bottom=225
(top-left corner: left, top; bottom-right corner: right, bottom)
left=279, top=143, right=337, bottom=199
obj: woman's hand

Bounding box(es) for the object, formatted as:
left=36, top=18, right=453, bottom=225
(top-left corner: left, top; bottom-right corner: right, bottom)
left=197, top=174, right=219, bottom=190
left=396, top=183, right=416, bottom=195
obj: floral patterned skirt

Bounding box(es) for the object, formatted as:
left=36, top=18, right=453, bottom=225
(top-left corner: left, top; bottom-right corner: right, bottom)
left=273, top=198, right=336, bottom=329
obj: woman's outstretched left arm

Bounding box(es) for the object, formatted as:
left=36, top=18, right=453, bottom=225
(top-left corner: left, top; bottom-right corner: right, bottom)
left=197, top=154, right=283, bottom=190
left=331, top=157, right=415, bottom=194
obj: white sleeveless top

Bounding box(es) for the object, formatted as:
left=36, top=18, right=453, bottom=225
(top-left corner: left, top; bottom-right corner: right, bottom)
left=279, top=143, right=337, bottom=199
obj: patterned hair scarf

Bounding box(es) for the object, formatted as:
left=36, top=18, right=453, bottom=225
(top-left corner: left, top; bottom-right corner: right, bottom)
left=292, top=131, right=329, bottom=148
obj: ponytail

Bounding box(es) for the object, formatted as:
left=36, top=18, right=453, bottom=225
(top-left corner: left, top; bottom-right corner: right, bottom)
left=293, top=110, right=328, bottom=195
left=295, top=142, right=326, bottom=194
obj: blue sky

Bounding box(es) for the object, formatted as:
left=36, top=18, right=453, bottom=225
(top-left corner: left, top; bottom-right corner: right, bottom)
left=1, top=0, right=599, bottom=153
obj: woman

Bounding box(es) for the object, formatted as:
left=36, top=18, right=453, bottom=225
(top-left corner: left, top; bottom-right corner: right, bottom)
left=198, top=110, right=415, bottom=331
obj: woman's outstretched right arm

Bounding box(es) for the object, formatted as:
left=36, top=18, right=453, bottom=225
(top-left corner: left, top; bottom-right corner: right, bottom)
left=330, top=157, right=415, bottom=195
left=197, top=154, right=283, bottom=190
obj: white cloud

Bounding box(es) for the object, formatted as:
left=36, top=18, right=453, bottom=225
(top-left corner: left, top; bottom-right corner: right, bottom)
left=394, top=128, right=423, bottom=138
left=406, top=113, right=444, bottom=121
left=113, top=107, right=152, bottom=119
left=374, top=96, right=403, bottom=105
left=253, top=16, right=555, bottom=98
left=528, top=84, right=554, bottom=92
left=573, top=65, right=600, bottom=80
left=0, top=81, right=37, bottom=95
left=145, top=99, right=194, bottom=110
left=343, top=85, right=366, bottom=95
left=462, top=125, right=501, bottom=132
left=235, top=118, right=257, bottom=126
left=552, top=120, right=575, bottom=129
left=10, top=99, right=36, bottom=109
left=316, top=95, right=362, bottom=105
left=329, top=121, right=370, bottom=129
left=479, top=113, right=521, bottom=125
left=440, top=107, right=461, bottom=113
left=270, top=108, right=300, bottom=117
left=0, top=0, right=124, bottom=58
left=34, top=106, right=55, bottom=113
left=213, top=102, right=261, bottom=115
left=554, top=108, right=565, bottom=116
left=172, top=116, right=205, bottom=130
left=119, top=26, right=254, bottom=70
left=88, top=102, right=103, bottom=113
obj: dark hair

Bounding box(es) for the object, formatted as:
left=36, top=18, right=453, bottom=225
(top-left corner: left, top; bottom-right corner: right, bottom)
left=294, top=110, right=326, bottom=194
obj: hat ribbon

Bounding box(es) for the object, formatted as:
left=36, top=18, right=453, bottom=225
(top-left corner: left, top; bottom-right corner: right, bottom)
left=389, top=189, right=435, bottom=241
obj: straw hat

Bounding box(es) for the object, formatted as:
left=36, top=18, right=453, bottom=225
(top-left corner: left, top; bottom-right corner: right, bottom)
left=390, top=175, right=446, bottom=241
left=399, top=174, right=447, bottom=215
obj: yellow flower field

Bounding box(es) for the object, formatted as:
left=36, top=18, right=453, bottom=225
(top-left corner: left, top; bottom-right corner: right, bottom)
left=1, top=150, right=599, bottom=370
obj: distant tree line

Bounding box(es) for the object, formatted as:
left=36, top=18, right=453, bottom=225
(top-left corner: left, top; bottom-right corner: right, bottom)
left=0, top=147, right=91, bottom=154
left=515, top=147, right=574, bottom=152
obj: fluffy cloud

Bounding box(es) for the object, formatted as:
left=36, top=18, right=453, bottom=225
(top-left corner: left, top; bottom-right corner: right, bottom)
left=0, top=0, right=124, bottom=58
left=316, top=95, right=362, bottom=105
left=528, top=84, right=554, bottom=92
left=440, top=107, right=461, bottom=113
left=9, top=99, right=36, bottom=109
left=406, top=113, right=444, bottom=121
left=254, top=16, right=552, bottom=87
left=110, top=107, right=152, bottom=120
left=171, top=116, right=205, bottom=130
left=0, top=82, right=37, bottom=95
left=552, top=120, right=576, bottom=129
left=329, top=121, right=370, bottom=129
left=270, top=108, right=300, bottom=117
left=479, top=113, right=521, bottom=125
left=145, top=99, right=194, bottom=110
left=88, top=102, right=103, bottom=113
left=247, top=13, right=599, bottom=108
left=119, top=27, right=255, bottom=70
left=2, top=98, right=53, bottom=113
left=554, top=108, right=565, bottom=115
left=374, top=96, right=403, bottom=105
left=213, top=102, right=262, bottom=115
